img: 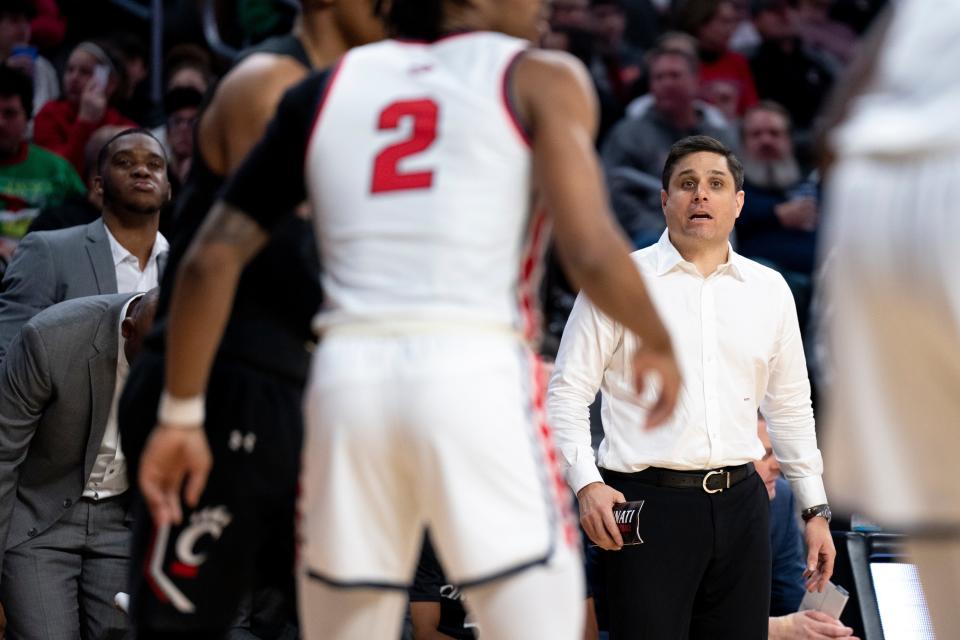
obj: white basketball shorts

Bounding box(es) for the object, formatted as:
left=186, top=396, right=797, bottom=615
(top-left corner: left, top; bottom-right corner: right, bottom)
left=297, top=328, right=577, bottom=589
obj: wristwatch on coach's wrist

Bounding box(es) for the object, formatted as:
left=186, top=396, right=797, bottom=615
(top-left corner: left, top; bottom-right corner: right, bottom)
left=801, top=503, right=832, bottom=524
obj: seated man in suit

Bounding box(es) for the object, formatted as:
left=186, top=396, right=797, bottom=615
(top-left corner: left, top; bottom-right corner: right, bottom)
left=0, top=128, right=169, bottom=359
left=0, top=288, right=159, bottom=640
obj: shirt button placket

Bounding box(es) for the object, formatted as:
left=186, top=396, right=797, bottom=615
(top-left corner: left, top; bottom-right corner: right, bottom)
left=702, top=281, right=720, bottom=463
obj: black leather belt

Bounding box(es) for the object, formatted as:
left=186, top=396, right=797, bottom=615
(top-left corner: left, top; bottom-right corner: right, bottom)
left=605, top=463, right=755, bottom=494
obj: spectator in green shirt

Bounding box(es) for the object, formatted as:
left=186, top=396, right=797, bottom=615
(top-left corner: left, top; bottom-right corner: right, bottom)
left=0, top=65, right=84, bottom=260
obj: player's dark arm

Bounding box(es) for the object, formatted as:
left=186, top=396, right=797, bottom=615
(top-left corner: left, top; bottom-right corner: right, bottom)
left=138, top=71, right=323, bottom=526
left=163, top=69, right=326, bottom=398
left=164, top=204, right=268, bottom=398
left=137, top=203, right=269, bottom=526
left=516, top=49, right=680, bottom=426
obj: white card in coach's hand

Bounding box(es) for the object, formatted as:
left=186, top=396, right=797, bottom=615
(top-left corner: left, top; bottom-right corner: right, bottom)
left=799, top=580, right=849, bottom=620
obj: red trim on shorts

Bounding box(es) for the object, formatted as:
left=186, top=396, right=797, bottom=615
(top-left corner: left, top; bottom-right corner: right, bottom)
left=529, top=353, right=578, bottom=549
left=304, top=56, right=346, bottom=166
left=501, top=50, right=533, bottom=149
left=515, top=207, right=575, bottom=547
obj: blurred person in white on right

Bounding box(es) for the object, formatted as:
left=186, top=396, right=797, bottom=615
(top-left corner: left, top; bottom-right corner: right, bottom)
left=821, top=4, right=960, bottom=638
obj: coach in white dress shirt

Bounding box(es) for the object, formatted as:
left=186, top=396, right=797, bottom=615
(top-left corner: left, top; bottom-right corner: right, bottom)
left=549, top=135, right=834, bottom=639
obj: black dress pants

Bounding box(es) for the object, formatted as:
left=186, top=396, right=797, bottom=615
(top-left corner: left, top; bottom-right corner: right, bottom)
left=600, top=467, right=771, bottom=640
left=119, top=350, right=304, bottom=636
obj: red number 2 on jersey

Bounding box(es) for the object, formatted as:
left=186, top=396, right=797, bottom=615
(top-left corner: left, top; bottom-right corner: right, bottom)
left=371, top=99, right=439, bottom=194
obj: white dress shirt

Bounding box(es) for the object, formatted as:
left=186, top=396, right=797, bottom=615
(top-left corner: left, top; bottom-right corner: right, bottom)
left=104, top=225, right=168, bottom=293
left=548, top=231, right=826, bottom=510
left=83, top=294, right=141, bottom=499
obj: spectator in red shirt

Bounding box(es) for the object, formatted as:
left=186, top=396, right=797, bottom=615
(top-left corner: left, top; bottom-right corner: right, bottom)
left=32, top=40, right=136, bottom=175
left=675, top=0, right=758, bottom=119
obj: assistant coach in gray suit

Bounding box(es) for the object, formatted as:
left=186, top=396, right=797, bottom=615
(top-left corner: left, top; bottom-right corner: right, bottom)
left=0, top=290, right=159, bottom=639
left=0, top=128, right=170, bottom=360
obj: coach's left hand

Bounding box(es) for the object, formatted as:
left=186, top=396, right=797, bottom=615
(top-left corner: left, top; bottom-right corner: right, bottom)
left=139, top=425, right=212, bottom=527
left=803, top=517, right=835, bottom=592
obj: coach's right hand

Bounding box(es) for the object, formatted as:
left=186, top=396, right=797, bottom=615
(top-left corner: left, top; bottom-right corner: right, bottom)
left=139, top=426, right=212, bottom=527
left=578, top=482, right=625, bottom=551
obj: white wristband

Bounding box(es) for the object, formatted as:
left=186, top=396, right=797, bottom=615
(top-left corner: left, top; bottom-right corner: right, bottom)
left=158, top=391, right=205, bottom=429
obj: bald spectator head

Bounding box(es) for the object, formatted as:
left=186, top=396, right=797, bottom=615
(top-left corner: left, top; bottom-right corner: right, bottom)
left=122, top=288, right=160, bottom=363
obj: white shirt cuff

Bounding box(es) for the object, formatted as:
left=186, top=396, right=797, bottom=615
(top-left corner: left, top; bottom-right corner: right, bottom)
left=566, top=462, right=605, bottom=496
left=789, top=475, right=828, bottom=511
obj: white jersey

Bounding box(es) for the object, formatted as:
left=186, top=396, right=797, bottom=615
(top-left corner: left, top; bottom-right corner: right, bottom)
left=831, top=1, right=960, bottom=157
left=304, top=32, right=541, bottom=336
left=821, top=3, right=960, bottom=526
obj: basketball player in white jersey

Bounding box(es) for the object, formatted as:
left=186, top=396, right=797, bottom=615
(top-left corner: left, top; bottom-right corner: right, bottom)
left=137, top=0, right=681, bottom=637
left=821, top=4, right=960, bottom=637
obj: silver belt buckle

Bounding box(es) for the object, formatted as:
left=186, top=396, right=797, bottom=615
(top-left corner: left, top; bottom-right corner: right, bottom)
left=702, top=469, right=728, bottom=494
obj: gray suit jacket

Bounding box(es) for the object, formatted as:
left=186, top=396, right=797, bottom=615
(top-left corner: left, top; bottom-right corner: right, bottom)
left=0, top=218, right=167, bottom=361
left=0, top=293, right=136, bottom=578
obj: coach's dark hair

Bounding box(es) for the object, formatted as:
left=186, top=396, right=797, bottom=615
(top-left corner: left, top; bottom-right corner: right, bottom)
left=97, top=128, right=167, bottom=176
left=375, top=0, right=466, bottom=40
left=661, top=135, right=744, bottom=192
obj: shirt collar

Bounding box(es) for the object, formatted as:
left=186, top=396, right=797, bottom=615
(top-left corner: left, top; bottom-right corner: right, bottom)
left=103, top=223, right=169, bottom=268
left=653, top=230, right=746, bottom=282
